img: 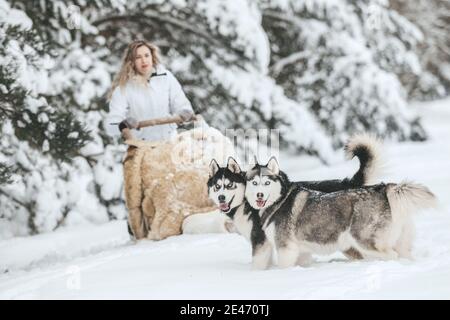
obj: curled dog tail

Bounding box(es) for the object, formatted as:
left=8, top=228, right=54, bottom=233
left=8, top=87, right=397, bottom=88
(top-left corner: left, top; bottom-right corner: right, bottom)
left=345, top=133, right=383, bottom=186
left=386, top=182, right=437, bottom=216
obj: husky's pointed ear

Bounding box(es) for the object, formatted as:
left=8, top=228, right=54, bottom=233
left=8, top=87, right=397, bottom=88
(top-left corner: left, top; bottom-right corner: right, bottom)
left=227, top=157, right=241, bottom=174
left=209, top=159, right=220, bottom=177
left=266, top=156, right=279, bottom=175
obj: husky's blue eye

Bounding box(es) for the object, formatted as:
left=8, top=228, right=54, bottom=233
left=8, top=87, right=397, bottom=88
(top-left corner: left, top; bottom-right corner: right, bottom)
left=252, top=181, right=257, bottom=186
left=215, top=184, right=220, bottom=189
left=265, top=181, right=271, bottom=185
left=227, top=182, right=234, bottom=188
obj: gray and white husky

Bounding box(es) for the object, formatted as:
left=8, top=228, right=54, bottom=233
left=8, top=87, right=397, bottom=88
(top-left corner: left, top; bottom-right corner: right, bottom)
left=245, top=157, right=437, bottom=269
left=207, top=135, right=383, bottom=269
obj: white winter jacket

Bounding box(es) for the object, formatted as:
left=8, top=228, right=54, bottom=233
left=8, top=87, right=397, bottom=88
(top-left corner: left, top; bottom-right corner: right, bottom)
left=104, top=65, right=193, bottom=141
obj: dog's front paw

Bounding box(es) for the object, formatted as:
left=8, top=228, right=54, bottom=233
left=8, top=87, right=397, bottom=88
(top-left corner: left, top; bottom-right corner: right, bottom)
left=224, top=219, right=237, bottom=233
left=251, top=252, right=272, bottom=270
left=296, top=252, right=313, bottom=267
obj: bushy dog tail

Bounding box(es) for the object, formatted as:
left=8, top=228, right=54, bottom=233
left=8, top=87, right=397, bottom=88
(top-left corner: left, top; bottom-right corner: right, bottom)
left=386, top=182, right=437, bottom=216
left=345, top=133, right=383, bottom=186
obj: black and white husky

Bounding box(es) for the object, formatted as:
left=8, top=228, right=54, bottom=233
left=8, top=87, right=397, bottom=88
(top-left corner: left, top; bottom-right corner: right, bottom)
left=207, top=135, right=383, bottom=269
left=245, top=157, right=437, bottom=269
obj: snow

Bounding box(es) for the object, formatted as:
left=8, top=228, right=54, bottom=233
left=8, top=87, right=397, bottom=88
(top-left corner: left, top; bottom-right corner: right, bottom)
left=0, top=0, right=32, bottom=30
left=1, top=98, right=449, bottom=299
left=197, top=0, right=270, bottom=71
left=261, top=0, right=427, bottom=146
left=204, top=60, right=336, bottom=162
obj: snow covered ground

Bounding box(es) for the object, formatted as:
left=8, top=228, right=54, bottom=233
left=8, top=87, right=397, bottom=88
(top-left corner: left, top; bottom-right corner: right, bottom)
left=1, top=99, right=449, bottom=300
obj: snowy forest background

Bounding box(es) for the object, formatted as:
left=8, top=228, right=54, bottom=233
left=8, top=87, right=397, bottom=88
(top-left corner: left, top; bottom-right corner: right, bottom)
left=1, top=0, right=449, bottom=239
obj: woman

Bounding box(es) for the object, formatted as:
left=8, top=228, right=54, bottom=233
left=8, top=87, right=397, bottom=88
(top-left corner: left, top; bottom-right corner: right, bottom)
left=104, top=40, right=194, bottom=141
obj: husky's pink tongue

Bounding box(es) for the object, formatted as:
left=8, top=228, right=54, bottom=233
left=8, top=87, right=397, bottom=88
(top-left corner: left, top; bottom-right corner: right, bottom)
left=256, top=199, right=266, bottom=208
left=219, top=202, right=230, bottom=211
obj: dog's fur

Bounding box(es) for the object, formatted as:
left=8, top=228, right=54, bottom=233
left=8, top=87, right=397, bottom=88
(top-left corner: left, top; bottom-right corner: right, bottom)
left=207, top=134, right=383, bottom=269
left=245, top=157, right=437, bottom=269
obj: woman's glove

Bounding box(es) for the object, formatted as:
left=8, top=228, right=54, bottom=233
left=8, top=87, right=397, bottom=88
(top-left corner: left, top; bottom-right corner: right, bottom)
left=118, top=117, right=139, bottom=132
left=178, top=109, right=195, bottom=122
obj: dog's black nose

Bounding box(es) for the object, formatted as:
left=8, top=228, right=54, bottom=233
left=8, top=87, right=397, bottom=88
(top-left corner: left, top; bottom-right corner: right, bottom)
left=257, top=192, right=264, bottom=199
left=218, top=195, right=225, bottom=202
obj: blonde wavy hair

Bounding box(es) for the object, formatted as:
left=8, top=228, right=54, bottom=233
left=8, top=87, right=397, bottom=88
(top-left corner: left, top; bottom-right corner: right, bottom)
left=108, top=40, right=161, bottom=100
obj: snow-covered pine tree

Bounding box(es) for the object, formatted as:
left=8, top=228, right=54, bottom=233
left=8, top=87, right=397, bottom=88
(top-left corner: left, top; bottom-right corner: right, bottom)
left=390, top=0, right=450, bottom=99
left=0, top=163, right=12, bottom=185
left=94, top=0, right=336, bottom=161
left=260, top=0, right=427, bottom=146
left=0, top=0, right=125, bottom=237
left=0, top=2, right=90, bottom=167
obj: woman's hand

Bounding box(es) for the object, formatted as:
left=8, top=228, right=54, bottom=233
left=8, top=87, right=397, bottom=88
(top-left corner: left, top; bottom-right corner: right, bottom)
left=178, top=109, right=194, bottom=122
left=118, top=117, right=139, bottom=132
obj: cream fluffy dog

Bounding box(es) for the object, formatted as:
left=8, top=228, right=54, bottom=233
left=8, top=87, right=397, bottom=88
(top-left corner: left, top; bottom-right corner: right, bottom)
left=123, top=127, right=234, bottom=240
